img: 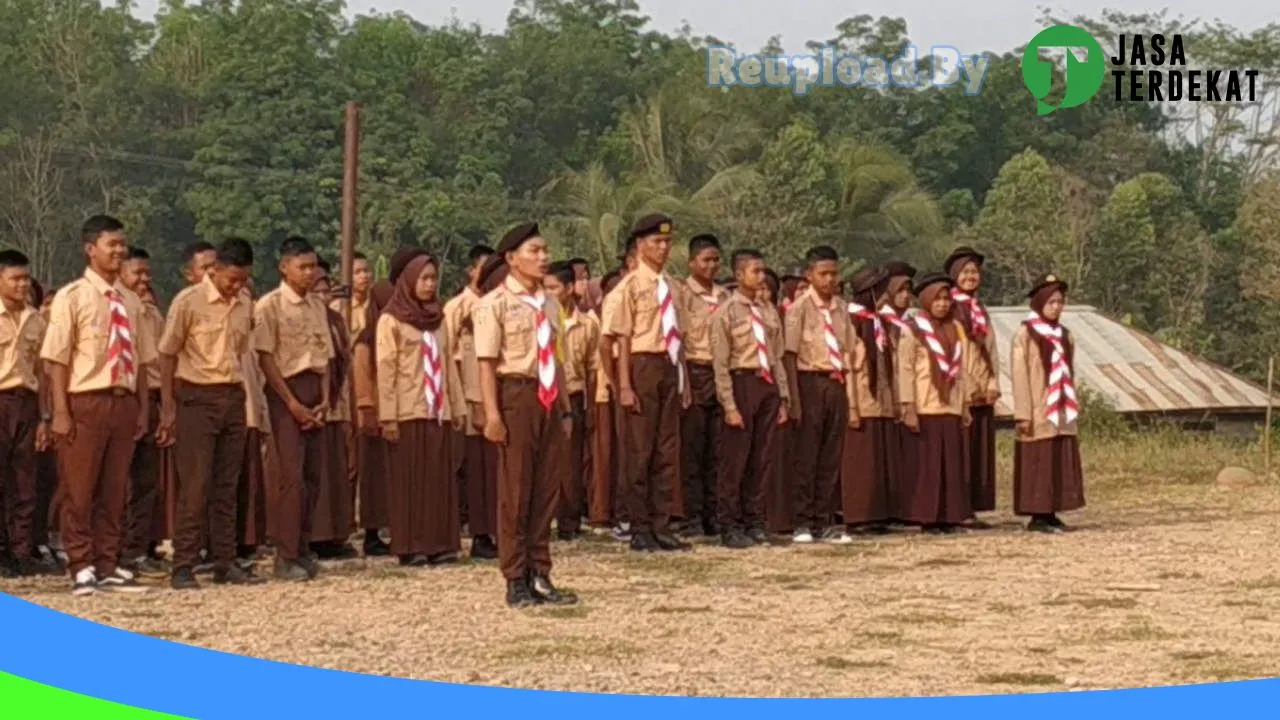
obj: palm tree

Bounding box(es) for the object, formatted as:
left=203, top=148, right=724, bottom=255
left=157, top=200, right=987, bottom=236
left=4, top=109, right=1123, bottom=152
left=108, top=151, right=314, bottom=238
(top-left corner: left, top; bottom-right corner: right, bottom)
left=833, top=141, right=943, bottom=261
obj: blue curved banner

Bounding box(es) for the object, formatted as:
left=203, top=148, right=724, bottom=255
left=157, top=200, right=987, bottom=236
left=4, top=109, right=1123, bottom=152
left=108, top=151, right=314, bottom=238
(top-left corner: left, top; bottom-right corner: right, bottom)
left=0, top=591, right=1272, bottom=718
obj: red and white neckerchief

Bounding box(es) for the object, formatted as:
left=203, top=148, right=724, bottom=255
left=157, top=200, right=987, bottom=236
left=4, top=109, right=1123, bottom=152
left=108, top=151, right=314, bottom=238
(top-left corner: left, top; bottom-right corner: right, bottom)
left=747, top=303, right=774, bottom=385
left=1025, top=312, right=1079, bottom=426
left=912, top=314, right=962, bottom=382
left=817, top=301, right=845, bottom=381
left=420, top=330, right=443, bottom=421
left=693, top=282, right=721, bottom=311
left=516, top=292, right=558, bottom=412
left=951, top=288, right=989, bottom=339
left=878, top=304, right=910, bottom=334
left=656, top=274, right=685, bottom=393
left=847, top=301, right=885, bottom=352
left=105, top=289, right=136, bottom=388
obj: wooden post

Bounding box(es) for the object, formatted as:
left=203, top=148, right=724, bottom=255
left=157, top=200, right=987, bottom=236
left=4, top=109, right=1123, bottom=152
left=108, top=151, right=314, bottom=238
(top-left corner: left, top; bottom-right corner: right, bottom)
left=1266, top=356, right=1274, bottom=478
left=340, top=101, right=361, bottom=318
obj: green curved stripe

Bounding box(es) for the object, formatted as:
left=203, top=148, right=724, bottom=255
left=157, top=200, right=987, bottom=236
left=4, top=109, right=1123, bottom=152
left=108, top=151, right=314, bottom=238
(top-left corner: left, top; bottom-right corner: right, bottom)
left=0, top=671, right=191, bottom=718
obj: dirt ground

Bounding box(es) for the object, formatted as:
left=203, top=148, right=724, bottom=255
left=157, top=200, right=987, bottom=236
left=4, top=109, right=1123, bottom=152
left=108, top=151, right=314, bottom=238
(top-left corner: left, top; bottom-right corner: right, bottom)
left=6, top=433, right=1280, bottom=698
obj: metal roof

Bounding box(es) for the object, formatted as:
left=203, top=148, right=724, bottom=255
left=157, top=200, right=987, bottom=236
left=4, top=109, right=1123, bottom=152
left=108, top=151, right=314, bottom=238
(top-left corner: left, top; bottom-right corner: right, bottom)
left=986, top=305, right=1276, bottom=417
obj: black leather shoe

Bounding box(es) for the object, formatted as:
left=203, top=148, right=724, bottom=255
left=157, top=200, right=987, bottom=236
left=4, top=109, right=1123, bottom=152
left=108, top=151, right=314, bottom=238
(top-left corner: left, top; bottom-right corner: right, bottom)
left=653, top=531, right=692, bottom=551
left=529, top=572, right=578, bottom=605
left=629, top=532, right=660, bottom=552
left=506, top=578, right=537, bottom=608
left=427, top=552, right=458, bottom=566
left=363, top=535, right=391, bottom=557
left=213, top=565, right=266, bottom=585
left=299, top=552, right=320, bottom=578
left=470, top=535, right=498, bottom=560
left=745, top=526, right=768, bottom=544
left=170, top=568, right=200, bottom=590
left=273, top=559, right=310, bottom=582
left=721, top=528, right=754, bottom=549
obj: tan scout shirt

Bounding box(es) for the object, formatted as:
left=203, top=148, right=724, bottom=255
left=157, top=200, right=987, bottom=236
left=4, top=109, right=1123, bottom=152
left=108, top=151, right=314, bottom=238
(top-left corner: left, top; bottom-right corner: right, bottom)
left=473, top=275, right=564, bottom=379
left=961, top=316, right=1000, bottom=405
left=605, top=262, right=684, bottom=354
left=847, top=335, right=897, bottom=420
left=1011, top=324, right=1079, bottom=441
left=682, top=277, right=729, bottom=365
left=160, top=276, right=252, bottom=386
left=141, top=303, right=165, bottom=390
left=375, top=315, right=465, bottom=424
left=330, top=295, right=369, bottom=350
left=594, top=294, right=623, bottom=403
left=252, top=283, right=335, bottom=379
left=561, top=307, right=600, bottom=396
left=709, top=292, right=788, bottom=415
left=40, top=268, right=159, bottom=394
left=896, top=320, right=967, bottom=417
left=784, top=287, right=854, bottom=374
left=0, top=304, right=46, bottom=392
left=443, top=287, right=483, bottom=404
left=242, top=346, right=270, bottom=432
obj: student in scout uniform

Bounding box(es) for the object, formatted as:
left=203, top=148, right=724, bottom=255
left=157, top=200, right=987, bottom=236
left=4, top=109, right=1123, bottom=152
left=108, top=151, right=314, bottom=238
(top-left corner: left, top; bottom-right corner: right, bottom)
left=569, top=257, right=594, bottom=314
left=253, top=236, right=335, bottom=582
left=238, top=275, right=273, bottom=568
left=544, top=261, right=599, bottom=541
left=680, top=234, right=729, bottom=538
left=41, top=215, right=158, bottom=595
left=596, top=243, right=638, bottom=542
left=156, top=238, right=262, bottom=589
left=115, top=247, right=169, bottom=579
left=897, top=273, right=971, bottom=534
left=842, top=266, right=899, bottom=535
left=784, top=246, right=854, bottom=545
left=32, top=282, right=63, bottom=573
left=606, top=213, right=693, bottom=553
left=875, top=261, right=916, bottom=524
left=473, top=221, right=577, bottom=607
left=0, top=250, right=48, bottom=578
left=944, top=247, right=999, bottom=528
left=307, top=261, right=356, bottom=560
left=710, top=249, right=788, bottom=548
left=1012, top=274, right=1085, bottom=533
left=181, top=241, right=217, bottom=286
left=328, top=251, right=372, bottom=552
left=376, top=250, right=466, bottom=565
left=589, top=268, right=625, bottom=536
left=444, top=244, right=499, bottom=561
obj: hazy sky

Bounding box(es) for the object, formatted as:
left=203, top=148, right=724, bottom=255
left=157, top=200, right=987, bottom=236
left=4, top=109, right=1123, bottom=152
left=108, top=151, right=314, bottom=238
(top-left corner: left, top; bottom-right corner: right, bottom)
left=130, top=0, right=1274, bottom=55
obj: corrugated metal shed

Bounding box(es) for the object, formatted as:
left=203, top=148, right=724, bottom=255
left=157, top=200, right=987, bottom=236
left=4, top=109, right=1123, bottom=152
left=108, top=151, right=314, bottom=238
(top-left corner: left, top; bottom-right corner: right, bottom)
left=986, top=305, right=1275, bottom=418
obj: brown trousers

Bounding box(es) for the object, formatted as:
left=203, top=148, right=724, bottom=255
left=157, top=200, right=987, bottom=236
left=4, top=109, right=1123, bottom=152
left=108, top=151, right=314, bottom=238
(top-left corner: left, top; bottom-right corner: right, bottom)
left=681, top=363, right=721, bottom=525
left=587, top=400, right=617, bottom=526
left=464, top=430, right=498, bottom=538
left=237, top=428, right=270, bottom=547
left=555, top=392, right=588, bottom=535
left=621, top=354, right=680, bottom=534
left=389, top=419, right=460, bottom=557
left=56, top=391, right=139, bottom=576
left=0, top=389, right=39, bottom=557
left=310, top=421, right=353, bottom=544
left=265, top=372, right=325, bottom=563
left=173, top=383, right=246, bottom=571
left=767, top=423, right=796, bottom=533
left=717, top=373, right=780, bottom=530
left=496, top=378, right=565, bottom=581
left=792, top=373, right=847, bottom=531
left=34, top=450, right=56, bottom=548
left=122, top=390, right=161, bottom=562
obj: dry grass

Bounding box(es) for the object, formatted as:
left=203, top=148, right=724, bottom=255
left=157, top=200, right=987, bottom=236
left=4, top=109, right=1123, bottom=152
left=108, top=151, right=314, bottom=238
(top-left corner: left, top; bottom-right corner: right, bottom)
left=6, top=431, right=1280, bottom=697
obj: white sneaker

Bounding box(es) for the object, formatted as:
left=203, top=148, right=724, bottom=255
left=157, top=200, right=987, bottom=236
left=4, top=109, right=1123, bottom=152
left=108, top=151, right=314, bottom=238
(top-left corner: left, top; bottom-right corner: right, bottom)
left=792, top=529, right=814, bottom=544
left=825, top=531, right=854, bottom=545
left=71, top=567, right=97, bottom=596
left=98, top=567, right=149, bottom=594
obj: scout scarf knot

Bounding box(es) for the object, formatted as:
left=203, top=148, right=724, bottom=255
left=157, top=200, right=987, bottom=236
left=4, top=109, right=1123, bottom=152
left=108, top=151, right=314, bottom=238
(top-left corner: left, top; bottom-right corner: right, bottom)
left=105, top=289, right=136, bottom=387
left=878, top=304, right=909, bottom=333
left=420, top=330, right=443, bottom=421
left=517, top=292, right=558, bottom=412
left=913, top=314, right=962, bottom=382
left=1024, top=312, right=1079, bottom=426
left=848, top=301, right=885, bottom=352
left=748, top=303, right=773, bottom=384
left=951, top=288, right=989, bottom=339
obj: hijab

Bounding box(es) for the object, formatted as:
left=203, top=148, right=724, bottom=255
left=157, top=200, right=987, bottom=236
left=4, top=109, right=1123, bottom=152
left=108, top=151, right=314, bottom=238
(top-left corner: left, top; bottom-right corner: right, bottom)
left=355, top=280, right=395, bottom=348
left=915, top=281, right=960, bottom=403
left=1028, top=285, right=1073, bottom=380
left=850, top=285, right=889, bottom=391
left=948, top=258, right=993, bottom=369
left=382, top=253, right=443, bottom=333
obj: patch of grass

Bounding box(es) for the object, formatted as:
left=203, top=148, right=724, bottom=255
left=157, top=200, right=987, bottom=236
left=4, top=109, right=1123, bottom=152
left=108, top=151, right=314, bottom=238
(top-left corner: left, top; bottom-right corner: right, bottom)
left=1221, top=599, right=1261, bottom=608
left=1026, top=646, right=1054, bottom=656
left=852, top=630, right=904, bottom=643
left=782, top=582, right=815, bottom=591
left=1093, top=618, right=1174, bottom=643
left=915, top=557, right=971, bottom=568
left=975, top=672, right=1062, bottom=687
left=116, top=608, right=163, bottom=620
left=1240, top=576, right=1280, bottom=590
left=538, top=605, right=589, bottom=619
left=1170, top=650, right=1223, bottom=662
left=650, top=605, right=713, bottom=615
left=612, top=554, right=727, bottom=584
left=757, top=573, right=805, bottom=585
left=1043, top=595, right=1138, bottom=610
left=494, top=636, right=639, bottom=663
left=1158, top=570, right=1204, bottom=581
left=816, top=656, right=890, bottom=670
left=988, top=603, right=1020, bottom=615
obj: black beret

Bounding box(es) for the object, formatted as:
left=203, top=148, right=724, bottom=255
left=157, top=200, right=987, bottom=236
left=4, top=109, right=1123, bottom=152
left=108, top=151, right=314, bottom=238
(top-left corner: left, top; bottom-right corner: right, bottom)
left=1027, top=273, right=1069, bottom=299
left=477, top=254, right=508, bottom=293
left=943, top=246, right=985, bottom=276
left=848, top=265, right=887, bottom=296
left=497, top=221, right=541, bottom=256
left=630, top=213, right=674, bottom=239
left=913, top=272, right=954, bottom=297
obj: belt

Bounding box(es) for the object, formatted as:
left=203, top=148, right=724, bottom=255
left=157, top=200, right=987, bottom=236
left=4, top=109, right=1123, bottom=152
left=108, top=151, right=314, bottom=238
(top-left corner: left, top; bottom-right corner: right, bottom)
left=798, top=369, right=845, bottom=384
left=497, top=375, right=538, bottom=385
left=77, top=387, right=133, bottom=398
left=0, top=387, right=37, bottom=397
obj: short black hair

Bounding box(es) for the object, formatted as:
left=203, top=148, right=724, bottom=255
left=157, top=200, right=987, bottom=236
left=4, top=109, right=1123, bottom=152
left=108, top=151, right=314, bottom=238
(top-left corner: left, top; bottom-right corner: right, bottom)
left=731, top=248, right=764, bottom=273
left=217, top=238, right=254, bottom=268
left=601, top=269, right=624, bottom=294
left=81, top=215, right=124, bottom=244
left=353, top=251, right=367, bottom=262
left=279, top=236, right=315, bottom=259
left=0, top=249, right=30, bottom=270
left=468, top=244, right=495, bottom=266
left=182, top=241, right=216, bottom=265
left=689, top=234, right=721, bottom=257
left=317, top=257, right=332, bottom=274
left=28, top=278, right=44, bottom=309
left=547, top=261, right=575, bottom=287
left=568, top=257, right=589, bottom=270
left=805, top=245, right=839, bottom=267
left=126, top=246, right=150, bottom=261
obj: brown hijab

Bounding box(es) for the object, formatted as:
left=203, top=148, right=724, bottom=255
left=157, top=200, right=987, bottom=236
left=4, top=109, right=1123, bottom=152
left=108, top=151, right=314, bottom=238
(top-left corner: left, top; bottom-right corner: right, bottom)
left=948, top=258, right=993, bottom=369
left=382, top=253, right=443, bottom=333
left=915, top=281, right=960, bottom=403
left=355, top=280, right=395, bottom=348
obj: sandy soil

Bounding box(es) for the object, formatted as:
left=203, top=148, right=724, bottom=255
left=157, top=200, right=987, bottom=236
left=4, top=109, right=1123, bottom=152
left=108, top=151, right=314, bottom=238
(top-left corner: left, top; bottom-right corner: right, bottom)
left=7, top=467, right=1280, bottom=698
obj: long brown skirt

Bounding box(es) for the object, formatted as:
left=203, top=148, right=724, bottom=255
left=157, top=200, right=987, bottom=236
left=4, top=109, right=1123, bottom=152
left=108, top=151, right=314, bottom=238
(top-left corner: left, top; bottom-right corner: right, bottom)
left=358, top=434, right=391, bottom=529
left=310, top=421, right=355, bottom=544
left=1014, top=436, right=1085, bottom=515
left=840, top=418, right=900, bottom=525
left=388, top=419, right=460, bottom=557
left=967, top=404, right=997, bottom=513
left=767, top=423, right=796, bottom=533
left=901, top=415, right=971, bottom=525
left=237, top=429, right=271, bottom=547
left=588, top=400, right=616, bottom=526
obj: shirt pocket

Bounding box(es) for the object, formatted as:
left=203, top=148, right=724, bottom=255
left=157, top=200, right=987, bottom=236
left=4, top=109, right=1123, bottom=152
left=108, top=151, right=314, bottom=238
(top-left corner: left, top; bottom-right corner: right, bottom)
left=0, top=324, right=15, bottom=347
left=632, top=286, right=660, bottom=328
left=504, top=307, right=534, bottom=358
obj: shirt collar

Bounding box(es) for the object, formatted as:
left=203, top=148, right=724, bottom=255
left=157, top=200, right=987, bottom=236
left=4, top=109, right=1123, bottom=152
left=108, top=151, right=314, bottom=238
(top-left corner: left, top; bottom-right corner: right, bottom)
left=83, top=267, right=123, bottom=295
left=202, top=274, right=237, bottom=305
left=279, top=282, right=307, bottom=305
left=806, top=285, right=837, bottom=311
left=503, top=274, right=543, bottom=300
left=635, top=261, right=661, bottom=282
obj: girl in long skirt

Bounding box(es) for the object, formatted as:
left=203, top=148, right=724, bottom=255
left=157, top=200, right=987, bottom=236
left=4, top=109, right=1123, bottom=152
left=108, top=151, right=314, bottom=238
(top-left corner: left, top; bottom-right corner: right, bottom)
left=897, top=273, right=971, bottom=533
left=945, top=247, right=999, bottom=526
left=874, top=262, right=916, bottom=524
left=375, top=252, right=467, bottom=565
left=1011, top=274, right=1085, bottom=533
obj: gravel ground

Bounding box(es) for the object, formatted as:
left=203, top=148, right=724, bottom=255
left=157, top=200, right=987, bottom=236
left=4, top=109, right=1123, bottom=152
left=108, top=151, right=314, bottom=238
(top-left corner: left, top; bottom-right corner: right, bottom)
left=6, top=441, right=1279, bottom=698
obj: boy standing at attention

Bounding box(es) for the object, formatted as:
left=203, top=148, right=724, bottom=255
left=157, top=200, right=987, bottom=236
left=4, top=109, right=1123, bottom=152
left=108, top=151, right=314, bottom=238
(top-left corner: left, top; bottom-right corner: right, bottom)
left=679, top=234, right=728, bottom=537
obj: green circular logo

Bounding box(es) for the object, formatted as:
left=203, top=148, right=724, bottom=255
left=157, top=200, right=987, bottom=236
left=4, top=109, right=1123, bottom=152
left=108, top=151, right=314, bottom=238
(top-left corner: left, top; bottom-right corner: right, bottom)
left=1021, top=25, right=1106, bottom=115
